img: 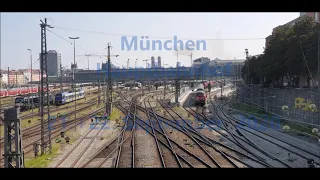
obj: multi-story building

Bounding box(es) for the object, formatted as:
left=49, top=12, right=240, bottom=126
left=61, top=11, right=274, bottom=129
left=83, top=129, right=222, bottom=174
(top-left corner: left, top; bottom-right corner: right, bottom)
left=157, top=56, right=161, bottom=68
left=0, top=70, right=8, bottom=85
left=151, top=56, right=155, bottom=68
left=7, top=70, right=25, bottom=86
left=18, top=69, right=41, bottom=83
left=40, top=50, right=61, bottom=76
left=265, top=12, right=320, bottom=48
left=193, top=57, right=211, bottom=67
left=0, top=69, right=41, bottom=86
left=300, top=12, right=319, bottom=22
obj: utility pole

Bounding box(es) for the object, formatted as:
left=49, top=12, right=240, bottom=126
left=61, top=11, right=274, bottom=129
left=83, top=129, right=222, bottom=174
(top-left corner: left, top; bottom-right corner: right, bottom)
left=126, top=59, right=129, bottom=90
left=86, top=54, right=90, bottom=70
left=245, top=48, right=249, bottom=84
left=69, top=36, right=79, bottom=131
left=135, top=59, right=138, bottom=69
left=106, top=43, right=113, bottom=115
left=0, top=122, right=1, bottom=168
left=245, top=48, right=249, bottom=110
left=104, top=76, right=107, bottom=107
left=76, top=54, right=91, bottom=70
left=7, top=67, right=9, bottom=89
left=317, top=27, right=320, bottom=136
left=143, top=59, right=149, bottom=94
left=59, top=64, right=63, bottom=91
left=188, top=52, right=194, bottom=87
left=175, top=49, right=180, bottom=104
left=38, top=70, right=41, bottom=116
left=164, top=63, right=168, bottom=99
left=27, top=49, right=34, bottom=116
left=3, top=108, right=24, bottom=168
left=40, top=18, right=52, bottom=155
left=98, top=80, right=101, bottom=105
left=15, top=72, right=17, bottom=87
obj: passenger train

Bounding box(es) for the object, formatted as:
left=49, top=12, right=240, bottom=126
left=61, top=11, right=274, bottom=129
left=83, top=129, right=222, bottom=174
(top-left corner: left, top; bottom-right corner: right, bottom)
left=203, top=80, right=215, bottom=88
left=195, top=90, right=206, bottom=107
left=124, top=82, right=142, bottom=90
left=193, top=84, right=207, bottom=107
left=55, top=90, right=85, bottom=105
left=14, top=94, right=54, bottom=111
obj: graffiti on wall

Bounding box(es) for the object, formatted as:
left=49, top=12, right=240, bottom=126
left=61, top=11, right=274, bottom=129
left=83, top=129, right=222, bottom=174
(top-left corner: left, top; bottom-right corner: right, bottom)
left=294, top=97, right=317, bottom=112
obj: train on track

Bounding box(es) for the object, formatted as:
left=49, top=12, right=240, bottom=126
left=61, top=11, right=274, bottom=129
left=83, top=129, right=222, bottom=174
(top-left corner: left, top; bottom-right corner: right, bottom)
left=202, top=80, right=215, bottom=88
left=0, top=87, right=44, bottom=98
left=55, top=90, right=85, bottom=105
left=14, top=94, right=54, bottom=111
left=124, top=82, right=142, bottom=90
left=195, top=89, right=206, bottom=106
left=0, top=83, right=95, bottom=99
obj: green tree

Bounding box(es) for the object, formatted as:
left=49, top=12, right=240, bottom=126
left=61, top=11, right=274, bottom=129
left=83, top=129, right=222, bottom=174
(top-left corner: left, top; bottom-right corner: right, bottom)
left=242, top=15, right=319, bottom=87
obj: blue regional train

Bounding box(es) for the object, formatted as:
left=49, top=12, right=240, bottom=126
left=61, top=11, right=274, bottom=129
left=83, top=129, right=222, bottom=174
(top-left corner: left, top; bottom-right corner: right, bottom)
left=55, top=90, right=85, bottom=105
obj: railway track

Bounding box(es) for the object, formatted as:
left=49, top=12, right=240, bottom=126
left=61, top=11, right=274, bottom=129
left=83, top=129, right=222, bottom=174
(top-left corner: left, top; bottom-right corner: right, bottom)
left=182, top=91, right=287, bottom=167
left=81, top=88, right=265, bottom=168
left=0, top=105, right=105, bottom=167
left=0, top=94, right=102, bottom=144
left=0, top=90, right=116, bottom=166
left=114, top=103, right=136, bottom=168
left=117, top=91, right=218, bottom=168
left=53, top=121, right=106, bottom=167
left=217, top=100, right=320, bottom=167
left=79, top=90, right=143, bottom=168
left=184, top=88, right=320, bottom=168
left=155, top=97, right=246, bottom=168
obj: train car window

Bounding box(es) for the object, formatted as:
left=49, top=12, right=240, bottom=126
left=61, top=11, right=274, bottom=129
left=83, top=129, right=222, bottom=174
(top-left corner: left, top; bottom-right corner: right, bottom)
left=196, top=92, right=205, bottom=96
left=33, top=97, right=39, bottom=103
left=15, top=98, right=24, bottom=103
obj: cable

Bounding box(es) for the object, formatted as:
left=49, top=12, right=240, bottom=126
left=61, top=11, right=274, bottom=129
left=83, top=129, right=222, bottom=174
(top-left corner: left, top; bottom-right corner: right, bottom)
left=47, top=28, right=95, bottom=54
left=299, top=40, right=316, bottom=86
left=53, top=26, right=265, bottom=41
left=46, top=28, right=110, bottom=65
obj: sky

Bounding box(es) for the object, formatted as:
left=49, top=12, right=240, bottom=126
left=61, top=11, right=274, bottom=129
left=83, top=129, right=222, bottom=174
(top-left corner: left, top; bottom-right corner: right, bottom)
left=1, top=12, right=299, bottom=70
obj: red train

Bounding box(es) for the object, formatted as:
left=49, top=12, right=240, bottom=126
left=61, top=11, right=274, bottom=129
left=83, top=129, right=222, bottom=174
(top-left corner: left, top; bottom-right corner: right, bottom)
left=203, top=80, right=215, bottom=88
left=0, top=87, right=49, bottom=98
left=195, top=90, right=206, bottom=106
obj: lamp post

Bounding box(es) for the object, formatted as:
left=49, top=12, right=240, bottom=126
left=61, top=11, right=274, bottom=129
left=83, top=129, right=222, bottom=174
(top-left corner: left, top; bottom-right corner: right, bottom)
left=69, top=36, right=79, bottom=130
left=27, top=49, right=34, bottom=116
left=135, top=58, right=138, bottom=69
left=164, top=63, right=168, bottom=99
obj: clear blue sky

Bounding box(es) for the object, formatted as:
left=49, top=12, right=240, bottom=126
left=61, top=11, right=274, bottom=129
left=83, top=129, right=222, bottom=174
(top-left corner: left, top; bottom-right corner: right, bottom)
left=1, top=12, right=299, bottom=70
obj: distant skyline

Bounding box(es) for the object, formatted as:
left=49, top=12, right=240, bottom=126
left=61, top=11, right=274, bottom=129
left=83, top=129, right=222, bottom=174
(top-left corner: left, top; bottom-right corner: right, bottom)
left=1, top=12, right=299, bottom=70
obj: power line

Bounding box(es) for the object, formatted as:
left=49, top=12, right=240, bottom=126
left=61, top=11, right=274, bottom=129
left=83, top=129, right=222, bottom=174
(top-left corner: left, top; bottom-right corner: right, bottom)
left=53, top=26, right=265, bottom=41
left=47, top=29, right=95, bottom=54
left=45, top=28, right=109, bottom=66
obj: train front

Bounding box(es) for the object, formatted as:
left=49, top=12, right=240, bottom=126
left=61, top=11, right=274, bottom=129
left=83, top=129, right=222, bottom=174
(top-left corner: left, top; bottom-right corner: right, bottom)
left=55, top=93, right=65, bottom=105
left=14, top=96, right=25, bottom=110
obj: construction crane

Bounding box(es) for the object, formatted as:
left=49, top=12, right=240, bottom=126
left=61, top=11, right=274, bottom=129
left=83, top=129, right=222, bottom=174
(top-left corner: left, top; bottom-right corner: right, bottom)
left=77, top=54, right=119, bottom=70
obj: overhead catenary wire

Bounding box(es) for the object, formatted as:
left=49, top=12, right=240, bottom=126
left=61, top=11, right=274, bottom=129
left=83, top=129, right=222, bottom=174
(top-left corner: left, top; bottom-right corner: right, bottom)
left=52, top=26, right=265, bottom=41
left=47, top=29, right=95, bottom=54
left=46, top=28, right=109, bottom=65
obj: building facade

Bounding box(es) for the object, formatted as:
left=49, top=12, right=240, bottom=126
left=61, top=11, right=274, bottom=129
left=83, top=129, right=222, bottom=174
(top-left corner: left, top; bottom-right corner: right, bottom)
left=157, top=56, right=161, bottom=68
left=0, top=69, right=41, bottom=87
left=0, top=71, right=8, bottom=85
left=40, top=50, right=61, bottom=77
left=151, top=56, right=155, bottom=68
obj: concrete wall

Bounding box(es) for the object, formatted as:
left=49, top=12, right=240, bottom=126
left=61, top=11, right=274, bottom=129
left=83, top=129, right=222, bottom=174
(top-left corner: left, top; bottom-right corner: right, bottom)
left=236, top=84, right=320, bottom=127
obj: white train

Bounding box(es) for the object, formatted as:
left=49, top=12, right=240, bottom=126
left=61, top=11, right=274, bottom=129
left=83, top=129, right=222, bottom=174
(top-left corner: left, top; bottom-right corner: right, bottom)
left=55, top=90, right=85, bottom=105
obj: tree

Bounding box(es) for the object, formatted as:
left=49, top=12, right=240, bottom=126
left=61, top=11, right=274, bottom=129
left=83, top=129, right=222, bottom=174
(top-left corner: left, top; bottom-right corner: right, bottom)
left=242, top=15, right=319, bottom=87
